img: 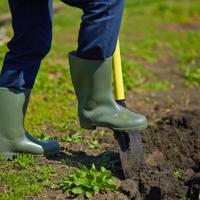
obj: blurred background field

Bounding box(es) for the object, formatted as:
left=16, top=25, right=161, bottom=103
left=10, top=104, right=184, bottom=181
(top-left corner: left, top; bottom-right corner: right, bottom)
left=0, top=0, right=200, bottom=199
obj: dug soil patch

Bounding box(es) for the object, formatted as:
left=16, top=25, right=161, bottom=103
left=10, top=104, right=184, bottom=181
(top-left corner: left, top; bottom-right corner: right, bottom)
left=122, top=108, right=200, bottom=200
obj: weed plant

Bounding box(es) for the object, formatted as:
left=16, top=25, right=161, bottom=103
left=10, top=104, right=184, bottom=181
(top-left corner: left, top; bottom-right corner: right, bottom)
left=60, top=164, right=117, bottom=198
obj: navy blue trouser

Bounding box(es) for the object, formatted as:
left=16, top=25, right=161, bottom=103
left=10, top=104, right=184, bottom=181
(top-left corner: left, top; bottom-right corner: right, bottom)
left=0, top=0, right=124, bottom=89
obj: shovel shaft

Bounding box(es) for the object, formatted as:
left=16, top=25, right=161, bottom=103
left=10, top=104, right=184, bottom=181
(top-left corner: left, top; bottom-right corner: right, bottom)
left=112, top=39, right=125, bottom=101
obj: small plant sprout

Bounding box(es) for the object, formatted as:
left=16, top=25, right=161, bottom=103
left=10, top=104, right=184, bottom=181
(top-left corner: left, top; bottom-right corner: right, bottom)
left=183, top=64, right=200, bottom=87
left=60, top=163, right=117, bottom=198
left=60, top=132, right=83, bottom=144
left=87, top=137, right=99, bottom=149
left=174, top=169, right=183, bottom=180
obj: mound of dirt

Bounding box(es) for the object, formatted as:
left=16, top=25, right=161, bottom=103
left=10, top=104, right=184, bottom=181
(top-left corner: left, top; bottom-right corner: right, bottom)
left=125, top=108, right=200, bottom=200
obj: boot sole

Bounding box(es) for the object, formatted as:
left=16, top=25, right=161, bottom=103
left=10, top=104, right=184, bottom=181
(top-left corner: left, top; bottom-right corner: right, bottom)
left=0, top=137, right=60, bottom=161
left=80, top=121, right=148, bottom=131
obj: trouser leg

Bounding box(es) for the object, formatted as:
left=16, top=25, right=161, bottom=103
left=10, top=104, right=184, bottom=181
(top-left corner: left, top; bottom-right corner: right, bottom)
left=0, top=0, right=53, bottom=90
left=62, top=0, right=125, bottom=59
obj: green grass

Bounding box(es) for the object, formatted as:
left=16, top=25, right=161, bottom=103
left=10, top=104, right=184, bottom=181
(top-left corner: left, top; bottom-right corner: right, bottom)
left=183, top=64, right=200, bottom=86
left=0, top=2, right=9, bottom=14
left=122, top=60, right=174, bottom=91
left=121, top=0, right=200, bottom=88
left=0, top=155, right=55, bottom=200
left=0, top=0, right=200, bottom=199
left=14, top=154, right=35, bottom=170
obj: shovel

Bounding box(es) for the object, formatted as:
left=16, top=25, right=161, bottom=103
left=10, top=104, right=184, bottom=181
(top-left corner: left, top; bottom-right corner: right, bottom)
left=112, top=39, right=145, bottom=178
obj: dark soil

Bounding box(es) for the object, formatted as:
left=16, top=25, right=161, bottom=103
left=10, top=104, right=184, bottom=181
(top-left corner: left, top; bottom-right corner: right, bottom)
left=131, top=108, right=200, bottom=200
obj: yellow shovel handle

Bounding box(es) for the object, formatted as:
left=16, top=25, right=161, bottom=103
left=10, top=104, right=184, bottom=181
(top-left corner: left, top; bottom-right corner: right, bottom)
left=112, top=39, right=125, bottom=100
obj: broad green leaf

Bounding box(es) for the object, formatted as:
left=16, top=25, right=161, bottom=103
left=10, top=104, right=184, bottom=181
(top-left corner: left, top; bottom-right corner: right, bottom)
left=72, top=187, right=84, bottom=194
left=86, top=191, right=93, bottom=198
left=93, top=185, right=99, bottom=193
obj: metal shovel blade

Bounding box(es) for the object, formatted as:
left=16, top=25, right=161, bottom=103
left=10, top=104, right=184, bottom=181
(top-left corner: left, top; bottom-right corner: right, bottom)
left=114, top=129, right=144, bottom=178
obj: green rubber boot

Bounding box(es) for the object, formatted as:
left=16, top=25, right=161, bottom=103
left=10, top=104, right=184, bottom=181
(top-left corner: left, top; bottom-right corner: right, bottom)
left=68, top=52, right=148, bottom=131
left=0, top=88, right=60, bottom=160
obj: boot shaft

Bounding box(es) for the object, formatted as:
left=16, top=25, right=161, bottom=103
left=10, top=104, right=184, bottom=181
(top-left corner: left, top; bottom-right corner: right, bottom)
left=68, top=52, right=148, bottom=131
left=0, top=88, right=31, bottom=140
left=68, top=52, right=114, bottom=111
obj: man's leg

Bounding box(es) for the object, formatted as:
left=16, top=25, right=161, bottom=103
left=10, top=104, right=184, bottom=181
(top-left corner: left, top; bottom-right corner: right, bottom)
left=0, top=0, right=60, bottom=159
left=77, top=0, right=124, bottom=59
left=61, top=0, right=124, bottom=59
left=63, top=0, right=148, bottom=130
left=0, top=0, right=53, bottom=89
